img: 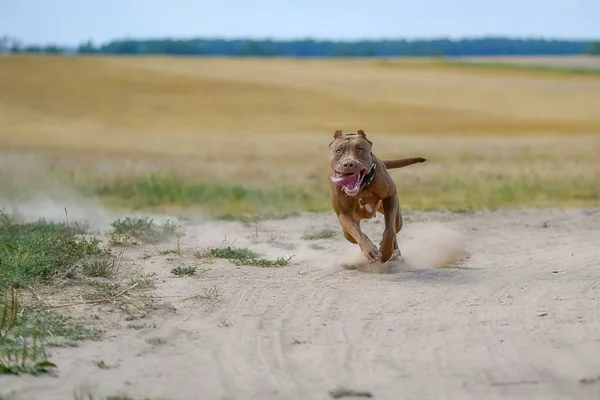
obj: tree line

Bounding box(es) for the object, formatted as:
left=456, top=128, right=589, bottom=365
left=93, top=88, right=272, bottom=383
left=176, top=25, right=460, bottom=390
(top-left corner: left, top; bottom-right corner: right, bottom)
left=2, top=36, right=600, bottom=57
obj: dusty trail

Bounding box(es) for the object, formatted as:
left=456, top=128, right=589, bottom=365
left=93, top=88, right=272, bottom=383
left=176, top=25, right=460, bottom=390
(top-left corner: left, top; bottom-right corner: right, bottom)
left=2, top=209, right=600, bottom=400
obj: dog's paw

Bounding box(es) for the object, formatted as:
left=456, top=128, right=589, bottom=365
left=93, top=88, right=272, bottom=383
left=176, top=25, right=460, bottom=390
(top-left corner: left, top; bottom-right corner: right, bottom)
left=361, top=244, right=382, bottom=263
left=379, top=247, right=399, bottom=263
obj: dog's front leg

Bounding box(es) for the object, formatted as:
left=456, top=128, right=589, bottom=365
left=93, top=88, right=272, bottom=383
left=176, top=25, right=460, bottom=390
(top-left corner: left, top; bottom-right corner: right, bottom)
left=337, top=213, right=381, bottom=263
left=379, top=196, right=399, bottom=263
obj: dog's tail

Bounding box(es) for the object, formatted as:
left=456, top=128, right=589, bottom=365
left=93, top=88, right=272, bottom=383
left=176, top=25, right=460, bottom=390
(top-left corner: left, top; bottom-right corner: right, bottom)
left=382, top=157, right=427, bottom=169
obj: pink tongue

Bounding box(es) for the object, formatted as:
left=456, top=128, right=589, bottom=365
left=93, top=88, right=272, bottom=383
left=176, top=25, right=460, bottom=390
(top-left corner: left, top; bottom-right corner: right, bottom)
left=331, top=173, right=359, bottom=187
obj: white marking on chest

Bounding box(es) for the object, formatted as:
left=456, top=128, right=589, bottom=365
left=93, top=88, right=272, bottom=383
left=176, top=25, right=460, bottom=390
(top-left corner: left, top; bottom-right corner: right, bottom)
left=358, top=198, right=376, bottom=215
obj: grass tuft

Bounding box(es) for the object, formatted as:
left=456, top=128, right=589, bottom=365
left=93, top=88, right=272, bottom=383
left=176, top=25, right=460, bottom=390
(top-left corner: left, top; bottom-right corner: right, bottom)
left=328, top=387, right=373, bottom=398
left=170, top=266, right=197, bottom=276
left=107, top=217, right=182, bottom=246
left=301, top=229, right=338, bottom=240
left=156, top=238, right=182, bottom=255
left=0, top=289, right=57, bottom=376
left=197, top=245, right=292, bottom=268
left=208, top=246, right=261, bottom=261
left=233, top=257, right=291, bottom=267
left=80, top=251, right=122, bottom=278
left=185, top=285, right=221, bottom=303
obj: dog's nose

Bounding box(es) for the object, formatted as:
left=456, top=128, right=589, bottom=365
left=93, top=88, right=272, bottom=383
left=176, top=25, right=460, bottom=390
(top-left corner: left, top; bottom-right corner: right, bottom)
left=342, top=160, right=356, bottom=169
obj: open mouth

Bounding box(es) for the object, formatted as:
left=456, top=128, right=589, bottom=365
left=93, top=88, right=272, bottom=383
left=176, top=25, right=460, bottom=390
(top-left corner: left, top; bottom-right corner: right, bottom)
left=330, top=168, right=368, bottom=196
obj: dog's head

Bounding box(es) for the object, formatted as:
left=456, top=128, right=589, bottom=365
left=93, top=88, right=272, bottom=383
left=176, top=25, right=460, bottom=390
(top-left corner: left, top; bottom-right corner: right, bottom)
left=329, top=129, right=374, bottom=196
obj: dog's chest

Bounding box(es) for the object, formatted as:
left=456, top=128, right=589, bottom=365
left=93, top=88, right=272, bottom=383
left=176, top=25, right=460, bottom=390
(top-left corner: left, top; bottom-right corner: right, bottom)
left=354, top=193, right=382, bottom=219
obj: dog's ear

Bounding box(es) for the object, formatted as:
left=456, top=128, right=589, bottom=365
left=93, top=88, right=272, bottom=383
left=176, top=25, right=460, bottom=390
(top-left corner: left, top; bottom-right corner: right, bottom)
left=357, top=129, right=373, bottom=146
left=329, top=130, right=343, bottom=147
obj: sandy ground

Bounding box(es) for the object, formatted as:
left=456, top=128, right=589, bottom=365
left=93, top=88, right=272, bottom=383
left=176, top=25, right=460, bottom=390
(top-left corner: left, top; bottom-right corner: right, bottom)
left=2, top=208, right=600, bottom=400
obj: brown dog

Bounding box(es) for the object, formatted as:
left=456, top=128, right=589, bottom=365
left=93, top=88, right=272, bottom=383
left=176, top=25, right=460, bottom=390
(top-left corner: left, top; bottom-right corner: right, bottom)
left=328, top=129, right=426, bottom=264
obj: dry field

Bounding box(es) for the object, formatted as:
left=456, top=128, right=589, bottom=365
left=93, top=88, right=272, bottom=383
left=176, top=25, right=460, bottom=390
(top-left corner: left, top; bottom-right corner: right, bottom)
left=1, top=55, right=600, bottom=400
left=1, top=55, right=600, bottom=138
left=444, top=55, right=600, bottom=71
left=1, top=55, right=599, bottom=215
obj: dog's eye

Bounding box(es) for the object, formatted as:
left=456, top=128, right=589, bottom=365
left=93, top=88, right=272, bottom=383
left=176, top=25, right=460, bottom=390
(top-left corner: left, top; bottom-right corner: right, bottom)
left=336, top=149, right=342, bottom=154
left=357, top=148, right=363, bottom=153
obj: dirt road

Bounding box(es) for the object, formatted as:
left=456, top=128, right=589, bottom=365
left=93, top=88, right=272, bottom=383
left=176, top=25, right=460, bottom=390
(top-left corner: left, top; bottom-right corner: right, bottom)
left=3, top=209, right=600, bottom=400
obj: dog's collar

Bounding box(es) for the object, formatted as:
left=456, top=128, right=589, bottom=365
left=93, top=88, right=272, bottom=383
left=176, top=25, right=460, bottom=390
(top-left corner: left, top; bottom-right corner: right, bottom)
left=361, top=162, right=376, bottom=190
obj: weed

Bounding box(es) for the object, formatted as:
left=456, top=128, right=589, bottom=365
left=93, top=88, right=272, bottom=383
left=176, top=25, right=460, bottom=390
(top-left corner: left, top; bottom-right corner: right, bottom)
left=218, top=319, right=232, bottom=328
left=208, top=246, right=260, bottom=261
left=200, top=245, right=292, bottom=268
left=74, top=281, right=154, bottom=318
left=129, top=272, right=157, bottom=290
left=0, top=289, right=57, bottom=375
left=251, top=228, right=283, bottom=244
left=156, top=238, right=181, bottom=255
left=170, top=266, right=197, bottom=276
left=232, top=257, right=291, bottom=268
left=251, top=228, right=296, bottom=250
left=192, top=250, right=216, bottom=264
left=126, top=322, right=156, bottom=330
left=16, top=309, right=102, bottom=343
left=93, top=360, right=111, bottom=369
left=310, top=244, right=326, bottom=250
left=328, top=387, right=373, bottom=398
left=80, top=250, right=123, bottom=279
left=107, top=217, right=182, bottom=246
left=301, top=229, right=337, bottom=240
left=185, top=285, right=221, bottom=302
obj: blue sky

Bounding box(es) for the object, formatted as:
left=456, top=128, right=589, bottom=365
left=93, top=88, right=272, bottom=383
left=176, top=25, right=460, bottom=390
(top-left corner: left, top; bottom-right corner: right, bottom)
left=2, top=0, right=599, bottom=46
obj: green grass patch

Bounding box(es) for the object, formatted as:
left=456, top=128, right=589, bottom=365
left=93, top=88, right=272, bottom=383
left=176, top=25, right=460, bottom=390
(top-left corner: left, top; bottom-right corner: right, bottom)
left=0, top=212, right=112, bottom=289
left=301, top=229, right=337, bottom=240
left=80, top=252, right=121, bottom=278
left=0, top=213, right=139, bottom=376
left=235, top=257, right=290, bottom=267
left=77, top=174, right=330, bottom=216
left=199, top=246, right=291, bottom=268
left=107, top=216, right=183, bottom=246
left=71, top=170, right=600, bottom=217
left=207, top=246, right=261, bottom=260
left=398, top=173, right=600, bottom=211
left=170, top=266, right=197, bottom=276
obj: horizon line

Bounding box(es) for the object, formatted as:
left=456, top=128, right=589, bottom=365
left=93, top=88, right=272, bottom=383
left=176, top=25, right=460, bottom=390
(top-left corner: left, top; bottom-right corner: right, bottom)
left=3, top=34, right=599, bottom=47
